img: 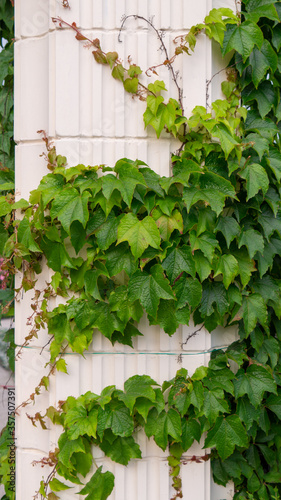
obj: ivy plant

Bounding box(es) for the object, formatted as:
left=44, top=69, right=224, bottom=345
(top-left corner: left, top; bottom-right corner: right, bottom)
left=1, top=1, right=281, bottom=499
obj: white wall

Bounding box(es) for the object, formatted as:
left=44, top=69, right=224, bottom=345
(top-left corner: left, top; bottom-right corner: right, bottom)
left=15, top=1, right=236, bottom=498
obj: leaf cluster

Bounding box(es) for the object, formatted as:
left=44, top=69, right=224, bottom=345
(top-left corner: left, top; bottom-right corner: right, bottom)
left=2, top=1, right=281, bottom=500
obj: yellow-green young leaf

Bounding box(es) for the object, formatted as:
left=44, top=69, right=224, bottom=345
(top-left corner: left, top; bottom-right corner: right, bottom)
left=56, top=359, right=68, bottom=374
left=79, top=467, right=115, bottom=500
left=112, top=63, right=125, bottom=81
left=0, top=195, right=12, bottom=217
left=47, top=493, right=59, bottom=500
left=214, top=255, right=239, bottom=289
left=153, top=209, right=183, bottom=240
left=123, top=77, right=139, bottom=93
left=93, top=49, right=108, bottom=65
left=117, top=213, right=161, bottom=259
left=106, top=51, right=118, bottom=68
left=242, top=293, right=267, bottom=335
left=204, top=415, right=248, bottom=460
left=49, top=478, right=71, bottom=492
left=240, top=163, right=269, bottom=200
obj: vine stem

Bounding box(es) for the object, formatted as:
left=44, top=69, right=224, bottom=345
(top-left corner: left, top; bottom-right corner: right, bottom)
left=180, top=324, right=204, bottom=349
left=118, top=15, right=184, bottom=115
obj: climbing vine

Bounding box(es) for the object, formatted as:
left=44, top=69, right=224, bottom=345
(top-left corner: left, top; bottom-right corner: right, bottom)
left=1, top=1, right=281, bottom=499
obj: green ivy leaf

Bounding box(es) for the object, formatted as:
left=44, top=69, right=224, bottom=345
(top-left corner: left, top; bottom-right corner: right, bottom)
left=201, top=390, right=230, bottom=424
left=40, top=238, right=76, bottom=272
left=193, top=251, right=212, bottom=281
left=211, top=123, right=240, bottom=158
left=57, top=433, right=86, bottom=468
left=232, top=249, right=256, bottom=287
left=214, top=254, right=239, bottom=289
left=234, top=365, right=277, bottom=407
left=174, top=276, right=202, bottom=309
left=222, top=22, right=263, bottom=61
left=249, top=40, right=278, bottom=88
left=204, top=415, right=248, bottom=460
left=237, top=398, right=260, bottom=431
left=240, top=163, right=269, bottom=200
left=17, top=219, right=41, bottom=253
left=123, top=77, right=139, bottom=93
left=97, top=400, right=134, bottom=439
left=65, top=405, right=98, bottom=441
left=49, top=478, right=71, bottom=492
left=243, top=81, right=277, bottom=119
left=104, top=243, right=137, bottom=277
left=242, top=293, right=267, bottom=335
left=215, top=216, right=240, bottom=248
left=238, top=229, right=264, bottom=259
left=100, top=435, right=141, bottom=465
left=145, top=408, right=182, bottom=450
left=114, top=159, right=146, bottom=207
left=267, top=393, right=281, bottom=419
left=258, top=208, right=281, bottom=240
left=200, top=282, right=229, bottom=317
left=190, top=231, right=219, bottom=262
left=244, top=0, right=279, bottom=23
left=84, top=267, right=109, bottom=300
left=181, top=418, right=201, bottom=451
left=50, top=187, right=90, bottom=234
left=128, top=264, right=174, bottom=317
left=153, top=209, right=183, bottom=240
left=79, top=467, right=114, bottom=500
left=109, top=286, right=143, bottom=323
left=117, top=213, right=161, bottom=259
left=162, top=246, right=196, bottom=282
left=245, top=133, right=269, bottom=160
left=118, top=375, right=157, bottom=413
left=96, top=213, right=122, bottom=250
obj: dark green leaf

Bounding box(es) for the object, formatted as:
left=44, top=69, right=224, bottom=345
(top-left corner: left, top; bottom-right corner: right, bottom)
left=222, top=22, right=263, bottom=61
left=234, top=365, right=277, bottom=407
left=162, top=246, right=196, bottom=282
left=79, top=467, right=114, bottom=500
left=128, top=264, right=174, bottom=317
left=100, top=435, right=141, bottom=465
left=204, top=415, right=248, bottom=460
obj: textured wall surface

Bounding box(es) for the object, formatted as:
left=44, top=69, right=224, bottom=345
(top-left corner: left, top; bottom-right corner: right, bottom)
left=15, top=1, right=236, bottom=498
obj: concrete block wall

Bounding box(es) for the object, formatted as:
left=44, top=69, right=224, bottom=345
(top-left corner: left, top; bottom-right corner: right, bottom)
left=15, top=1, right=236, bottom=499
